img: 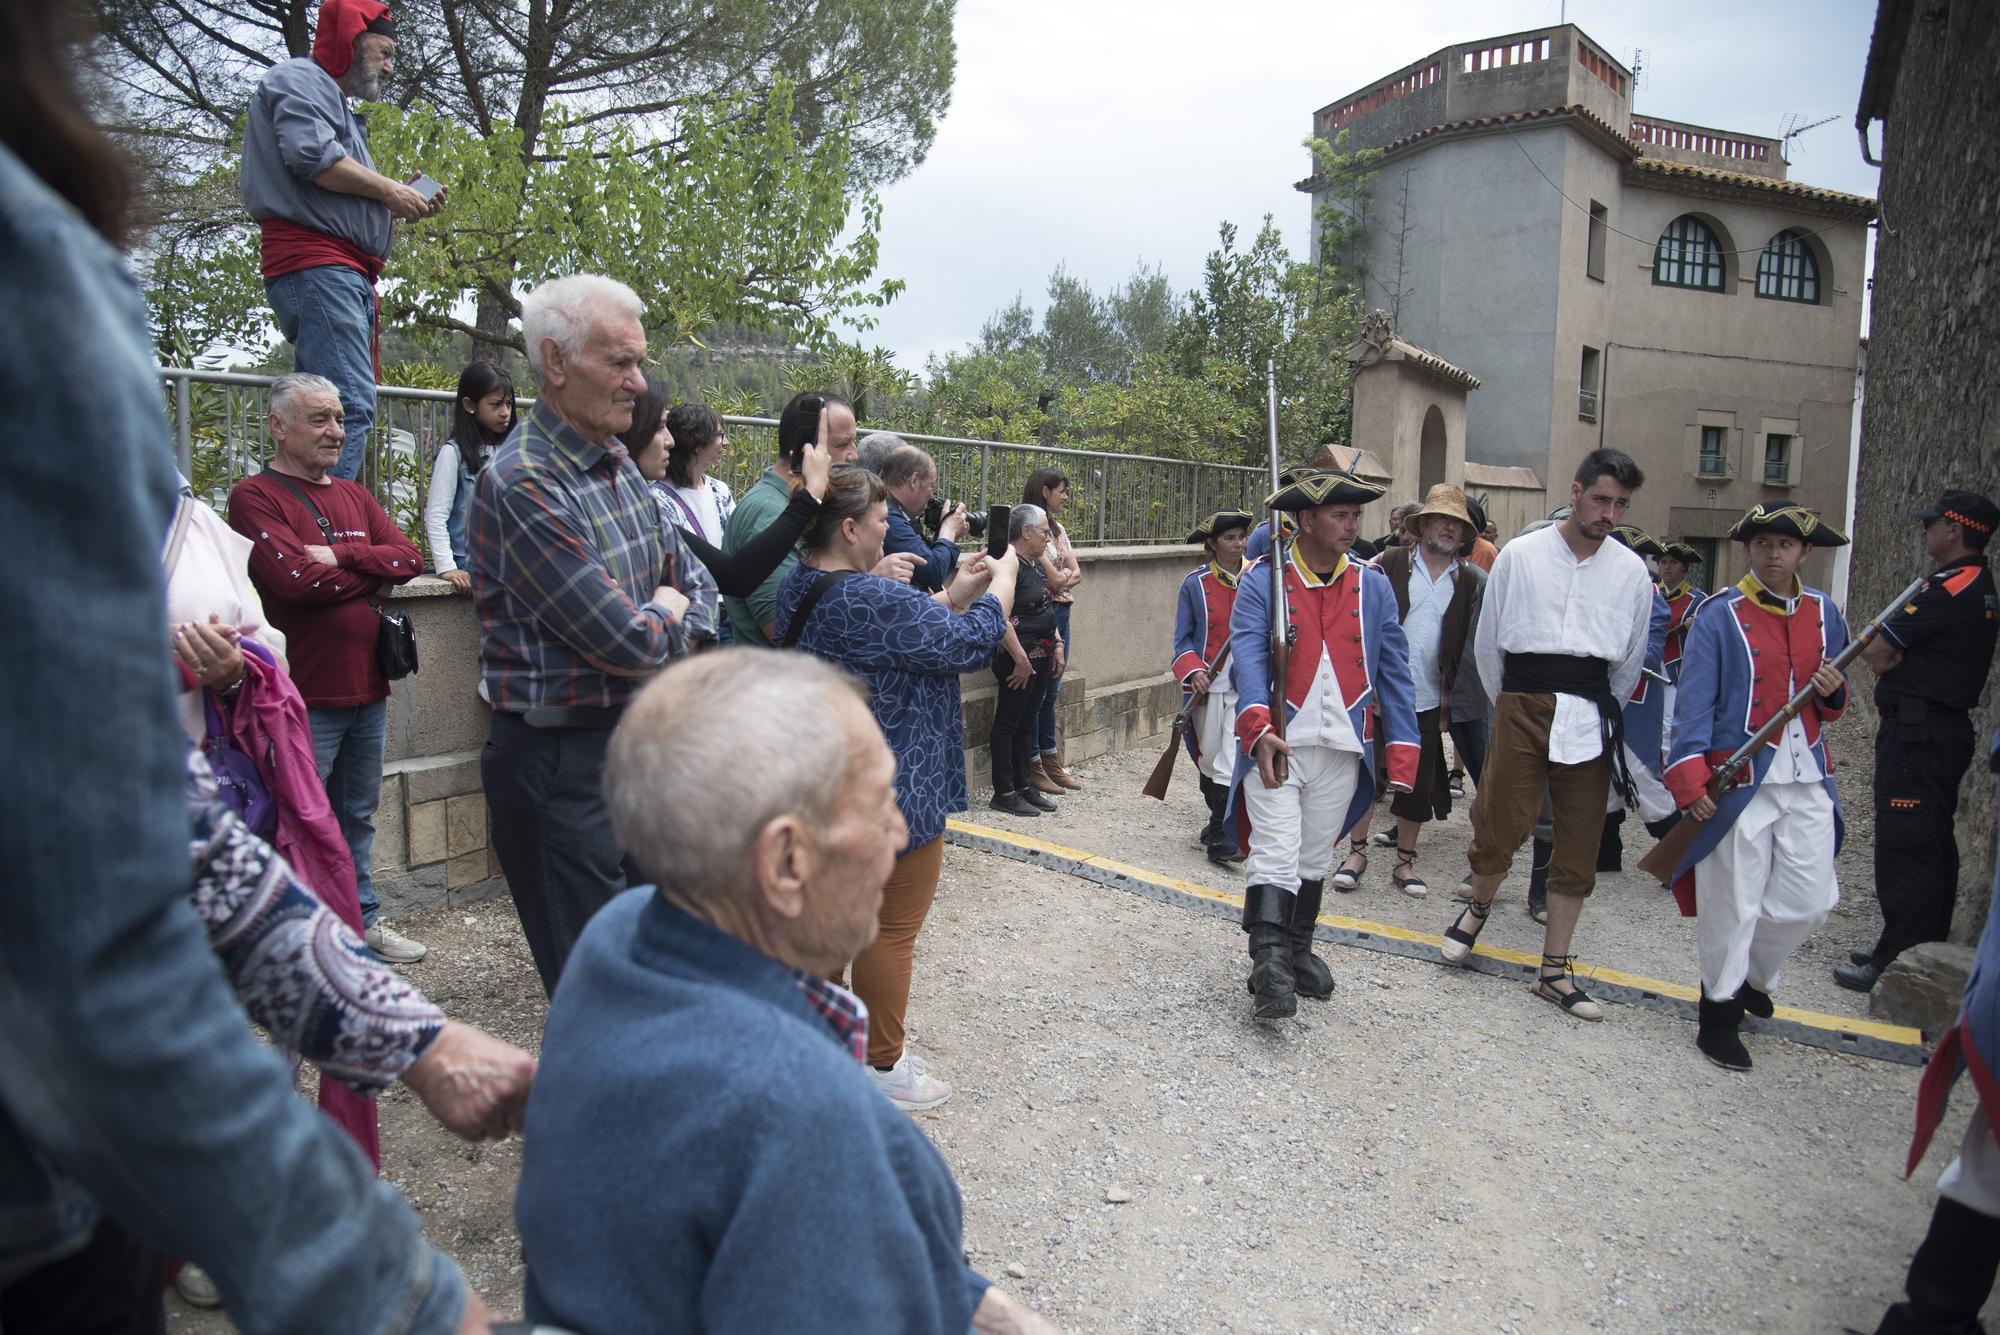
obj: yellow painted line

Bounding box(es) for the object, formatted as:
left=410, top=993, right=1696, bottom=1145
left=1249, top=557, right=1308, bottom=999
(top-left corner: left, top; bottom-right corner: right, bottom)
left=945, top=818, right=1924, bottom=1048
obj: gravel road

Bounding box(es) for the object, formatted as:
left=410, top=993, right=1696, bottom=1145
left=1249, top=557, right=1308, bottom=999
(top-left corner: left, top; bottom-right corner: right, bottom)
left=172, top=742, right=1976, bottom=1334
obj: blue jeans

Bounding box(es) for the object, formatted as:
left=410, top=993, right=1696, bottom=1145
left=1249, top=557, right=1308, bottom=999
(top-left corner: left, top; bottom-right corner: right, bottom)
left=266, top=265, right=376, bottom=482
left=310, top=699, right=388, bottom=926
left=1036, top=602, right=1072, bottom=754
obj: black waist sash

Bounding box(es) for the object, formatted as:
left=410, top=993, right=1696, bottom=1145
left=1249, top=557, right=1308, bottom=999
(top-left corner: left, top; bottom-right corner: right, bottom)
left=1501, top=652, right=1637, bottom=807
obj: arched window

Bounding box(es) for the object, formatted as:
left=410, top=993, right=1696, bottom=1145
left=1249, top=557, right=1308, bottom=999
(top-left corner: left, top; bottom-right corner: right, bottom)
left=1756, top=230, right=1821, bottom=303
left=1653, top=215, right=1725, bottom=291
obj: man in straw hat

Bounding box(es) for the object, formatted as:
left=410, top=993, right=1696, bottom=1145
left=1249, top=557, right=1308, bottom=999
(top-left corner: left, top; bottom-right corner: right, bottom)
left=1436, top=450, right=1656, bottom=1021
left=1662, top=504, right=1851, bottom=1069
left=1171, top=510, right=1254, bottom=864
left=1333, top=484, right=1484, bottom=900
left=1223, top=471, right=1418, bottom=1019
left=1836, top=488, right=1999, bottom=994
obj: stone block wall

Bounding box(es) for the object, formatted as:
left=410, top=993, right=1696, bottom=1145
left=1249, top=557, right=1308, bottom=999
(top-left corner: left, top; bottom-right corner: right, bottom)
left=367, top=544, right=1205, bottom=914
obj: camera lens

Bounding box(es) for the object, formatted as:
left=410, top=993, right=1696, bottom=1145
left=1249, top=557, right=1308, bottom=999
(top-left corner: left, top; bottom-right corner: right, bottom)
left=965, top=513, right=988, bottom=538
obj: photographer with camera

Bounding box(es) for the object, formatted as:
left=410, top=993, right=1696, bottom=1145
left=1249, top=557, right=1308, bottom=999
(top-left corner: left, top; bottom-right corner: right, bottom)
left=879, top=442, right=975, bottom=594
left=772, top=467, right=1017, bottom=1111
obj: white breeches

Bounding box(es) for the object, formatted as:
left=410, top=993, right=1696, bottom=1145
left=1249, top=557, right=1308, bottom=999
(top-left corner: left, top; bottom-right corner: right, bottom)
left=1608, top=742, right=1678, bottom=824
left=1192, top=684, right=1239, bottom=786
left=1243, top=744, right=1361, bottom=890
left=1941, top=1109, right=2000, bottom=1218
left=1662, top=683, right=1678, bottom=754
left=1694, top=779, right=1839, bottom=999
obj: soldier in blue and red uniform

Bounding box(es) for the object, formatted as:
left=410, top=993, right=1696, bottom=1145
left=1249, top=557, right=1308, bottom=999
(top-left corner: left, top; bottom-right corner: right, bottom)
left=1664, top=503, right=1851, bottom=1070
left=1837, top=488, right=2000, bottom=994
left=1657, top=540, right=1707, bottom=733
left=1171, top=510, right=1253, bottom=864
left=1601, top=526, right=1678, bottom=870
left=1226, top=471, right=1419, bottom=1019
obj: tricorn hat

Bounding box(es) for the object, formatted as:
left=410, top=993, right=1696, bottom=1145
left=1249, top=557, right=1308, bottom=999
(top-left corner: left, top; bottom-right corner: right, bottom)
left=1403, top=483, right=1476, bottom=536
left=1266, top=470, right=1388, bottom=513
left=1661, top=540, right=1704, bottom=565
left=1727, top=503, right=1850, bottom=547
left=1609, top=525, right=1667, bottom=558
left=1186, top=509, right=1254, bottom=545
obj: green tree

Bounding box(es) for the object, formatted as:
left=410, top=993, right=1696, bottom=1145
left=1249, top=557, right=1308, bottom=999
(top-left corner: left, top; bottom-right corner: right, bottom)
left=94, top=0, right=955, bottom=353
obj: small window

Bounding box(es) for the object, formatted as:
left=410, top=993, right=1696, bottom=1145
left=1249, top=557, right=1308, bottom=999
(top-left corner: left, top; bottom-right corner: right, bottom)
left=1763, top=433, right=1794, bottom=484
left=1698, top=425, right=1730, bottom=477
left=1756, top=230, right=1820, bottom=303
left=1578, top=346, right=1601, bottom=420
left=1587, top=202, right=1608, bottom=281
left=1689, top=537, right=1720, bottom=592
left=1654, top=215, right=1725, bottom=291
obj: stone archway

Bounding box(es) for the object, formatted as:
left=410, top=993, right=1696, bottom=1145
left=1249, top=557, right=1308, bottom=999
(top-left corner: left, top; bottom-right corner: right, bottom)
left=1419, top=405, right=1447, bottom=494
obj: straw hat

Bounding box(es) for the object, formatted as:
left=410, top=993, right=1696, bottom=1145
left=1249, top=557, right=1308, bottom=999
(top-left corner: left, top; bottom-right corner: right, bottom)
left=1402, top=483, right=1476, bottom=536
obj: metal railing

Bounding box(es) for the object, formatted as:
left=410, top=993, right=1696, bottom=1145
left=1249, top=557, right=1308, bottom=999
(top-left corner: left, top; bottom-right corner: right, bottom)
left=162, top=367, right=1269, bottom=564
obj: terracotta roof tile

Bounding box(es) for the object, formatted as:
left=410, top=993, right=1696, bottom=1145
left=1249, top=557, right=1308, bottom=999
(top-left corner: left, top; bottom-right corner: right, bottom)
left=1624, top=157, right=1878, bottom=212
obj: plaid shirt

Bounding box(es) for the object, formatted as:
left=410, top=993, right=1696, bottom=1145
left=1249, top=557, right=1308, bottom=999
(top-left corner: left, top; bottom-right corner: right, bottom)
left=792, top=973, right=870, bottom=1066
left=471, top=400, right=718, bottom=710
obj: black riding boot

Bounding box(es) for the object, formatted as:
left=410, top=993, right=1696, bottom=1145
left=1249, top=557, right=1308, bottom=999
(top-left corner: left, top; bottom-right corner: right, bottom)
left=1289, top=878, right=1334, bottom=1000
left=1877, top=1196, right=2000, bottom=1334
left=1242, top=883, right=1298, bottom=1019
left=1597, top=809, right=1625, bottom=873
left=1197, top=777, right=1225, bottom=847
left=1695, top=989, right=1751, bottom=1071
left=1527, top=837, right=1552, bottom=922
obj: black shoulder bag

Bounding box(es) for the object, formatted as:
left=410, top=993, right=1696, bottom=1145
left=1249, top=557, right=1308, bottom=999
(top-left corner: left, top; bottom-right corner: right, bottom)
left=269, top=472, right=420, bottom=680
left=779, top=569, right=855, bottom=649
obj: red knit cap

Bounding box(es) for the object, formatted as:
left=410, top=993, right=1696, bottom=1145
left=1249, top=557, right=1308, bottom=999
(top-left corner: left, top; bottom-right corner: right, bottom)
left=312, top=0, right=394, bottom=79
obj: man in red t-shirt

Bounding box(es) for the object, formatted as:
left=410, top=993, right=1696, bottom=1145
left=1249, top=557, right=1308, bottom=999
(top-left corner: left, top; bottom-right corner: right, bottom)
left=229, top=372, right=427, bottom=961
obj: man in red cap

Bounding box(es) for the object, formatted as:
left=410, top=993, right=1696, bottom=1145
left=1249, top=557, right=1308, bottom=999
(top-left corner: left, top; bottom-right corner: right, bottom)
left=241, top=0, right=444, bottom=480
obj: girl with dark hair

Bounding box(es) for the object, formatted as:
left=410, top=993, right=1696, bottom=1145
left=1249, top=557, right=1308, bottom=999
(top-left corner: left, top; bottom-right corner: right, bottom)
left=773, top=467, right=1017, bottom=1112
left=422, top=361, right=516, bottom=591
left=617, top=386, right=829, bottom=645
left=1022, top=467, right=1085, bottom=791
left=660, top=402, right=736, bottom=547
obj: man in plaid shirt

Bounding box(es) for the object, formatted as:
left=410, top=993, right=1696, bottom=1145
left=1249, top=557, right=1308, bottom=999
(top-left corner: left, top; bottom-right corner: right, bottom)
left=471, top=273, right=717, bottom=993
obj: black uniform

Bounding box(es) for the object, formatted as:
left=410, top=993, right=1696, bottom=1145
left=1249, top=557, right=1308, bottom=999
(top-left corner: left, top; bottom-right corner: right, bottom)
left=1868, top=555, right=2000, bottom=964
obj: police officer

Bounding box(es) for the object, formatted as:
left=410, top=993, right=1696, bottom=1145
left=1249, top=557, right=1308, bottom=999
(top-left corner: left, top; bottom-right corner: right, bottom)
left=1835, top=488, right=2000, bottom=992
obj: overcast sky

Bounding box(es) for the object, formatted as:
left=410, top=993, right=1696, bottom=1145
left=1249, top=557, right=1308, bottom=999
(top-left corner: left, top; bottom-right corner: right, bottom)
left=850, top=0, right=1883, bottom=373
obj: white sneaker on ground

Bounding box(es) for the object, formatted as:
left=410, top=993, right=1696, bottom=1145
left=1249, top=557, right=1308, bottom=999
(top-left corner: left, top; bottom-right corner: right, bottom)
left=867, top=1052, right=953, bottom=1112
left=175, top=1264, right=221, bottom=1309
left=364, top=922, right=429, bottom=963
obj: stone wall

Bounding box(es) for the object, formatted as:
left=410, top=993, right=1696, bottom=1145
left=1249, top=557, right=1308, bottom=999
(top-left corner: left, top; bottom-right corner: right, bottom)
left=1852, top=1, right=2000, bottom=936
left=367, top=544, right=1204, bottom=914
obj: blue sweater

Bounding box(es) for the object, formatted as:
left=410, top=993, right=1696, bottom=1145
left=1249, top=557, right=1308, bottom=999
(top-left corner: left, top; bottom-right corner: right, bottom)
left=517, top=890, right=989, bottom=1333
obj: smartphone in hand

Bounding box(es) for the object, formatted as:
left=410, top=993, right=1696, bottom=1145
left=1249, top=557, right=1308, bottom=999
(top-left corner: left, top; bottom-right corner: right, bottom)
left=410, top=173, right=445, bottom=202
left=986, top=504, right=1010, bottom=559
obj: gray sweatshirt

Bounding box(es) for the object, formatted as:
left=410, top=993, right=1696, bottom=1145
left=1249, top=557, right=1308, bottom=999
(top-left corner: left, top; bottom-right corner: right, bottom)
left=240, top=58, right=393, bottom=262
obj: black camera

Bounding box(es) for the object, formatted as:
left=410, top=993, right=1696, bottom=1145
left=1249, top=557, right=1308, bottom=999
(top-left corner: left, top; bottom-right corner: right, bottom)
left=921, top=496, right=986, bottom=539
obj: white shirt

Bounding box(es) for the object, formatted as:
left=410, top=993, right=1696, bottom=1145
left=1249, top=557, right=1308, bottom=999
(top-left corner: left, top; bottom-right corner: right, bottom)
left=1402, top=552, right=1458, bottom=713
left=1473, top=522, right=1654, bottom=763
left=659, top=476, right=734, bottom=546
left=422, top=440, right=465, bottom=574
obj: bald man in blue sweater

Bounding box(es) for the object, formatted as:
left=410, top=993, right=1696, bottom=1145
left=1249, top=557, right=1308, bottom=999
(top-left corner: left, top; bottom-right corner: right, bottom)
left=515, top=651, right=1059, bottom=1334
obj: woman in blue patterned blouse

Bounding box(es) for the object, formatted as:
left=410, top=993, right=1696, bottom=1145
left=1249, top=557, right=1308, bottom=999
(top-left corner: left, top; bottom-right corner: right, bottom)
left=774, top=467, right=1018, bottom=1112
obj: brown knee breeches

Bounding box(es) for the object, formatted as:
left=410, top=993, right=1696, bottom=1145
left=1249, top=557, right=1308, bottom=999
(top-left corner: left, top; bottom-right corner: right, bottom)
left=1466, top=692, right=1610, bottom=898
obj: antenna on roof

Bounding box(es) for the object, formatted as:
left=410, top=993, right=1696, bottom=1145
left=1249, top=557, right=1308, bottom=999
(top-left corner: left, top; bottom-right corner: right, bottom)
left=1626, top=48, right=1647, bottom=90
left=1778, top=113, right=1838, bottom=163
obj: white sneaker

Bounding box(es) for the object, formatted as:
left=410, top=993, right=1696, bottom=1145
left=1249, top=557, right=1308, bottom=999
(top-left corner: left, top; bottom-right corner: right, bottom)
left=867, top=1052, right=953, bottom=1112
left=175, top=1264, right=221, bottom=1309
left=364, top=922, right=429, bottom=963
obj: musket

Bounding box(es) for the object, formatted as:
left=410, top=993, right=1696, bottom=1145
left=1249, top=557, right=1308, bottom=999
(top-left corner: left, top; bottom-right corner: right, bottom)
left=1142, top=639, right=1233, bottom=800
left=1637, top=573, right=1928, bottom=885
left=1264, top=361, right=1289, bottom=784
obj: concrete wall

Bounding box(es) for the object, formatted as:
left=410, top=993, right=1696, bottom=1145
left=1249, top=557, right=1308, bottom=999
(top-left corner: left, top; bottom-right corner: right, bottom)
left=368, top=545, right=1203, bottom=914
